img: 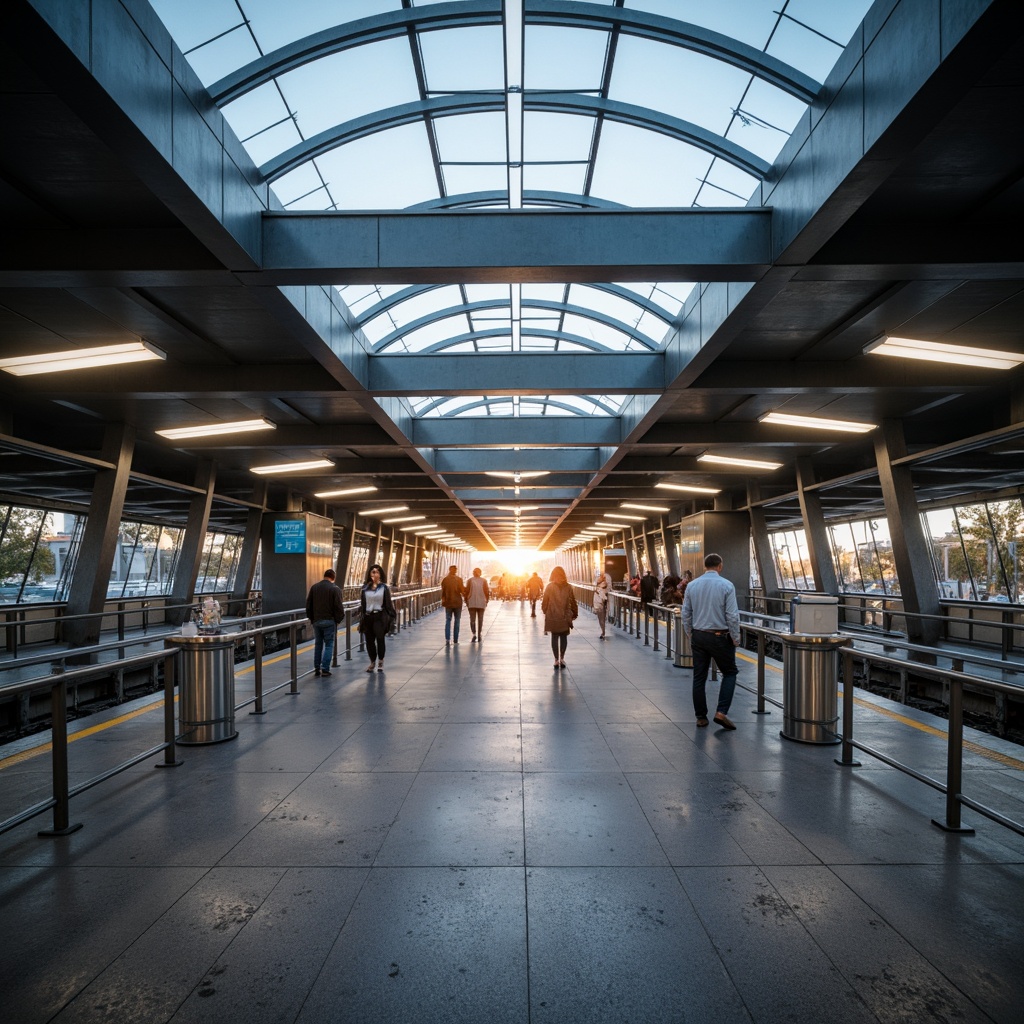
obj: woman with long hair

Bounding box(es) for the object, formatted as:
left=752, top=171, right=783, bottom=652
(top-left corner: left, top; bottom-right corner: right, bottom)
left=541, top=565, right=578, bottom=669
left=359, top=563, right=396, bottom=672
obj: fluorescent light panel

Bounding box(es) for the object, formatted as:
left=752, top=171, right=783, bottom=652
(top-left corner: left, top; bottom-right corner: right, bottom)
left=0, top=341, right=165, bottom=376
left=656, top=482, right=721, bottom=495
left=362, top=506, right=408, bottom=516
left=250, top=458, right=334, bottom=475
left=606, top=513, right=645, bottom=521
left=760, top=411, right=875, bottom=433
left=157, top=417, right=274, bottom=440
left=313, top=485, right=378, bottom=498
left=382, top=515, right=425, bottom=524
left=867, top=335, right=1024, bottom=369
left=698, top=453, right=782, bottom=470
left=621, top=503, right=670, bottom=513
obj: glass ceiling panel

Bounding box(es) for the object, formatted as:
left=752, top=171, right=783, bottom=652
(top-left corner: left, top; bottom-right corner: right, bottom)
left=524, top=26, right=608, bottom=90
left=419, top=26, right=504, bottom=91
left=151, top=0, right=873, bottom=421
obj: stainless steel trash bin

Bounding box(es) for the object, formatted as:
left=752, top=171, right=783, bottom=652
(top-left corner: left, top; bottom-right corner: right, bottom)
left=165, top=632, right=238, bottom=745
left=780, top=633, right=850, bottom=744
left=673, top=608, right=692, bottom=669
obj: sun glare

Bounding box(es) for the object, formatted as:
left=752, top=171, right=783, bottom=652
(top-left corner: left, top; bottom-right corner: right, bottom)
left=494, top=548, right=539, bottom=575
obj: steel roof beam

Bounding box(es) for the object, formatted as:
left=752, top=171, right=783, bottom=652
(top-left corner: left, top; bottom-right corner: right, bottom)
left=257, top=209, right=771, bottom=285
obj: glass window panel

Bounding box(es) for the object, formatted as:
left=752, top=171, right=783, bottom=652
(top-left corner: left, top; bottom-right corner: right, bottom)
left=568, top=285, right=662, bottom=330
left=560, top=313, right=638, bottom=349
left=524, top=27, right=607, bottom=90
left=221, top=83, right=297, bottom=154
left=419, top=26, right=505, bottom=92
left=311, top=122, right=439, bottom=209
left=442, top=163, right=508, bottom=199
left=279, top=44, right=421, bottom=138
left=464, top=284, right=511, bottom=303
left=271, top=162, right=331, bottom=209
left=386, top=286, right=465, bottom=327
left=729, top=78, right=807, bottom=161
left=246, top=0, right=399, bottom=51
left=589, top=123, right=712, bottom=207
left=382, top=313, right=473, bottom=352
left=434, top=112, right=508, bottom=163
left=610, top=38, right=749, bottom=133
left=523, top=163, right=588, bottom=199
left=523, top=112, right=595, bottom=162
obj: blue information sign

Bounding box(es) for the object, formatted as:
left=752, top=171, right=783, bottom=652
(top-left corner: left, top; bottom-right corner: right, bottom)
left=274, top=520, right=306, bottom=553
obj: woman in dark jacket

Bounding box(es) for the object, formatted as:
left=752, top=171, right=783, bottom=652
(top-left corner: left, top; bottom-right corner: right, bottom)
left=541, top=565, right=578, bottom=669
left=359, top=563, right=396, bottom=672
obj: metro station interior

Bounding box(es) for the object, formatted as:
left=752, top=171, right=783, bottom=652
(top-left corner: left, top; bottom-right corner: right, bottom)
left=1, top=1, right=1023, bottom=1022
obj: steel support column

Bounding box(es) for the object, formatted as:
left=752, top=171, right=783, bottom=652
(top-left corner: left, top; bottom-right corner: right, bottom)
left=169, top=461, right=216, bottom=625
left=875, top=420, right=941, bottom=644
left=796, top=457, right=838, bottom=595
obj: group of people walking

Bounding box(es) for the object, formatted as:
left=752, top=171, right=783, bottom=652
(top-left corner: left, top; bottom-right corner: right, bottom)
left=307, top=553, right=740, bottom=729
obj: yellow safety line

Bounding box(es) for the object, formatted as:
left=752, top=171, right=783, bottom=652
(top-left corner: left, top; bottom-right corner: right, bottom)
left=4, top=642, right=1021, bottom=772
left=0, top=646, right=302, bottom=770
left=737, top=650, right=1024, bottom=770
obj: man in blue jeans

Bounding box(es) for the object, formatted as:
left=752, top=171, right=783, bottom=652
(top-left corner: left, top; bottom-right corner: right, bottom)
left=440, top=564, right=464, bottom=645
left=305, top=568, right=344, bottom=677
left=681, top=553, right=740, bottom=730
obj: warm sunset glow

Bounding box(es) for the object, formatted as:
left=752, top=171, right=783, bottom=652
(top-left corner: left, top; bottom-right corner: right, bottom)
left=494, top=548, right=540, bottom=574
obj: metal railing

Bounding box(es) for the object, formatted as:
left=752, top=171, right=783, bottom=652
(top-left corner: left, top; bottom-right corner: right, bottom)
left=0, top=586, right=441, bottom=838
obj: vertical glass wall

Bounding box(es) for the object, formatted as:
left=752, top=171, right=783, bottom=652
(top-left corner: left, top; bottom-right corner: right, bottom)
left=828, top=518, right=898, bottom=595
left=768, top=529, right=815, bottom=591
left=923, top=499, right=1023, bottom=602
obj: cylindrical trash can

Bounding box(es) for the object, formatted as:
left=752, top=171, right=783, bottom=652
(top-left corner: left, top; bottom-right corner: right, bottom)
left=165, top=632, right=238, bottom=744
left=673, top=608, right=692, bottom=669
left=780, top=633, right=850, bottom=744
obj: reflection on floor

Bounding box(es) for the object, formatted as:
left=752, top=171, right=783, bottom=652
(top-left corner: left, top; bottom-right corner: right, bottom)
left=1, top=601, right=1023, bottom=1023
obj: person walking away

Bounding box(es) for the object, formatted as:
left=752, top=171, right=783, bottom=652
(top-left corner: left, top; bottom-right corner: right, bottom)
left=639, top=568, right=659, bottom=611
left=594, top=569, right=612, bottom=638
left=681, top=553, right=740, bottom=729
left=359, top=563, right=396, bottom=672
left=542, top=565, right=578, bottom=668
left=465, top=567, right=489, bottom=641
left=441, top=564, right=465, bottom=645
left=526, top=571, right=544, bottom=617
left=305, top=568, right=343, bottom=677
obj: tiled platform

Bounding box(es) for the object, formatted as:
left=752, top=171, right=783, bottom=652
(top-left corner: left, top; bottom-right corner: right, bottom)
left=1, top=600, right=1023, bottom=1023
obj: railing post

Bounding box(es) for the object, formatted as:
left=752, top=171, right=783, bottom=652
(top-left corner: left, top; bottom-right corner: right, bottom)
left=38, top=678, right=82, bottom=836
left=288, top=622, right=300, bottom=695
left=754, top=631, right=770, bottom=715
left=835, top=648, right=860, bottom=766
left=932, top=675, right=975, bottom=833
left=156, top=652, right=183, bottom=766
left=664, top=609, right=673, bottom=659
left=344, top=609, right=353, bottom=660
left=251, top=630, right=266, bottom=715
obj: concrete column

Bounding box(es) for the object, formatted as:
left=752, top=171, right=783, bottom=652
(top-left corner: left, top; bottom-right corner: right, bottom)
left=747, top=481, right=782, bottom=614
left=229, top=480, right=266, bottom=616
left=796, top=458, right=839, bottom=594
left=63, top=423, right=135, bottom=648
left=333, top=509, right=355, bottom=590
left=168, top=461, right=216, bottom=625
left=875, top=420, right=941, bottom=644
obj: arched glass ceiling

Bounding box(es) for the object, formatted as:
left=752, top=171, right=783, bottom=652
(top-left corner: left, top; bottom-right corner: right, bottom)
left=152, top=0, right=872, bottom=416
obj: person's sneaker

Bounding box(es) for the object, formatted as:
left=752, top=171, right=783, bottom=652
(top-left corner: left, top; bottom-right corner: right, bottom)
left=321, top=670, right=331, bottom=677
left=314, top=669, right=321, bottom=677
left=714, top=713, right=736, bottom=730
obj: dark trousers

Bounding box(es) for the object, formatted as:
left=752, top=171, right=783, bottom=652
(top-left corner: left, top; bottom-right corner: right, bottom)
left=549, top=631, right=568, bottom=659
left=363, top=613, right=387, bottom=662
left=691, top=630, right=738, bottom=717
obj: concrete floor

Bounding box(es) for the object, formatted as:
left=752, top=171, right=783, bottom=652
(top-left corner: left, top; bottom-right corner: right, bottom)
left=1, top=601, right=1023, bottom=1023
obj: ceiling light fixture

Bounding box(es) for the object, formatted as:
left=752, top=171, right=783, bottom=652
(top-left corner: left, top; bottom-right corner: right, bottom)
left=655, top=482, right=721, bottom=495
left=313, top=485, right=378, bottom=498
left=760, top=411, right=875, bottom=433
left=405, top=524, right=440, bottom=532
left=866, top=335, right=1024, bottom=370
left=250, top=458, right=335, bottom=475
left=382, top=515, right=425, bottom=524
left=606, top=513, right=646, bottom=521
left=157, top=417, right=275, bottom=440
left=0, top=341, right=166, bottom=376
left=362, top=506, right=409, bottom=517
left=621, top=503, right=671, bottom=513
left=698, top=453, right=782, bottom=470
